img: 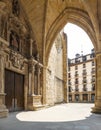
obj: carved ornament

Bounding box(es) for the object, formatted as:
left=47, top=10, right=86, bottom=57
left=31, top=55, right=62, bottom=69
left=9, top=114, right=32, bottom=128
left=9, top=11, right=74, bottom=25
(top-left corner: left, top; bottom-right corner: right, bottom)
left=10, top=50, right=24, bottom=69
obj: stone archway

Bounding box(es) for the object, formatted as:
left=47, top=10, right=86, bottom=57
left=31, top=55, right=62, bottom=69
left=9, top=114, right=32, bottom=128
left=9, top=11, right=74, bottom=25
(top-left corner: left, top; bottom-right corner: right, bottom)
left=45, top=8, right=97, bottom=64
left=43, top=7, right=98, bottom=110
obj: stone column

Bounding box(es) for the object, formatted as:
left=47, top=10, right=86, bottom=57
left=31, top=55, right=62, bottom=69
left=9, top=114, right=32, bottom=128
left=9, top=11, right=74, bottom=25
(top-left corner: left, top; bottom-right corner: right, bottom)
left=88, top=93, right=91, bottom=102
left=80, top=93, right=82, bottom=102
left=0, top=43, right=8, bottom=117
left=37, top=63, right=43, bottom=95
left=30, top=39, right=33, bottom=57
left=42, top=66, right=47, bottom=104
left=28, top=60, right=44, bottom=110
left=72, top=94, right=75, bottom=102
left=92, top=53, right=101, bottom=113
left=29, top=59, right=37, bottom=95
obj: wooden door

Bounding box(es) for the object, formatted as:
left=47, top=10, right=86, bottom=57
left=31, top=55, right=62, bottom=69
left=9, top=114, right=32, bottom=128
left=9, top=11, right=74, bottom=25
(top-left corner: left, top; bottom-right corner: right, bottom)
left=15, top=73, right=24, bottom=111
left=5, top=70, right=15, bottom=111
left=5, top=70, right=24, bottom=112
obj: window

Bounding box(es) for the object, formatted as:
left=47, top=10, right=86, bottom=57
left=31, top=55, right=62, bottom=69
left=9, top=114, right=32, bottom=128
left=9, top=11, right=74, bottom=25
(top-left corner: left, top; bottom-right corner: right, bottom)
left=75, top=65, right=78, bottom=70
left=83, top=77, right=87, bottom=83
left=75, top=85, right=79, bottom=91
left=91, top=68, right=95, bottom=74
left=68, top=67, right=70, bottom=71
left=92, top=84, right=95, bottom=91
left=75, top=71, right=78, bottom=77
left=92, top=61, right=95, bottom=66
left=75, top=78, right=79, bottom=84
left=83, top=85, right=87, bottom=91
left=82, top=56, right=87, bottom=62
left=68, top=73, right=71, bottom=78
left=69, top=86, right=72, bottom=92
left=68, top=80, right=71, bottom=85
left=82, top=69, right=87, bottom=75
left=83, top=63, right=86, bottom=68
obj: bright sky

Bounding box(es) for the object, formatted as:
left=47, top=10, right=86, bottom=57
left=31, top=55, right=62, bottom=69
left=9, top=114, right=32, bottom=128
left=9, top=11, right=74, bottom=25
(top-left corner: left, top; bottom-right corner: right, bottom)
left=64, top=23, right=94, bottom=59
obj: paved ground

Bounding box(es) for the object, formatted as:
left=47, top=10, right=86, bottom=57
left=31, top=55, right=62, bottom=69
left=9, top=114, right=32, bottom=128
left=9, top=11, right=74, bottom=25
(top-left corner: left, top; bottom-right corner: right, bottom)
left=0, top=103, right=101, bottom=130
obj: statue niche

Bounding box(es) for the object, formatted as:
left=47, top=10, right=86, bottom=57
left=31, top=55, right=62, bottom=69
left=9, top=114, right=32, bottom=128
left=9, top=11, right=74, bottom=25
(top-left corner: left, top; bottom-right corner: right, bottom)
left=9, top=30, right=20, bottom=51
left=0, top=1, right=9, bottom=39
left=32, top=41, right=39, bottom=61
left=12, top=0, right=20, bottom=16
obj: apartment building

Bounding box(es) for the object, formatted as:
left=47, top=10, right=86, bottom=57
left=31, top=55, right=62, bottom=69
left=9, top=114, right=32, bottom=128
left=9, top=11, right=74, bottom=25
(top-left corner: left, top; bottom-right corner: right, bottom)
left=68, top=49, right=95, bottom=102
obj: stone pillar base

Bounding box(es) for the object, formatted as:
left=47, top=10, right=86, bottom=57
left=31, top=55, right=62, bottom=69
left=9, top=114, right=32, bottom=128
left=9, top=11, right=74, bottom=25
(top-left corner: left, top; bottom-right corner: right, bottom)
left=92, top=99, right=101, bottom=113
left=0, top=108, right=8, bottom=118
left=92, top=106, right=101, bottom=113
left=28, top=95, right=46, bottom=110
left=0, top=93, right=8, bottom=118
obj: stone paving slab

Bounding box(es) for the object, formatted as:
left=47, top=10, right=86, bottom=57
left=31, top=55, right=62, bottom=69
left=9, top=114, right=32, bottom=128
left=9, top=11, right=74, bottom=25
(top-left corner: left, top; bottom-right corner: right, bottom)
left=0, top=103, right=101, bottom=130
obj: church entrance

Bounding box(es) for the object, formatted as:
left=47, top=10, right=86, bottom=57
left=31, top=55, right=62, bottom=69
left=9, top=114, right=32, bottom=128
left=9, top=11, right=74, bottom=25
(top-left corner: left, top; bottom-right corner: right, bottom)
left=5, top=69, right=24, bottom=112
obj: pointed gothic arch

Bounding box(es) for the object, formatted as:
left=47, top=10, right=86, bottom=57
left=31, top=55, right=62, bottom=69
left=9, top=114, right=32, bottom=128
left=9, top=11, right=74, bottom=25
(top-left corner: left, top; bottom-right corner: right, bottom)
left=45, top=8, right=97, bottom=66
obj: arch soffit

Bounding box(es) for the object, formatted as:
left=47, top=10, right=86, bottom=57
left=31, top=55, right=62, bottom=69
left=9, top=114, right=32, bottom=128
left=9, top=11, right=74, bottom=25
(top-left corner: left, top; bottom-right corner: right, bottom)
left=45, top=8, right=98, bottom=65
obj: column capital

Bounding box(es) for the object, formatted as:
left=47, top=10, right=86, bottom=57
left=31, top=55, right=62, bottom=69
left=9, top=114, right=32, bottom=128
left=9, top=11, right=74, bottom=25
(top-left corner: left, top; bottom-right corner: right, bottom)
left=29, top=58, right=38, bottom=73
left=35, top=62, right=43, bottom=75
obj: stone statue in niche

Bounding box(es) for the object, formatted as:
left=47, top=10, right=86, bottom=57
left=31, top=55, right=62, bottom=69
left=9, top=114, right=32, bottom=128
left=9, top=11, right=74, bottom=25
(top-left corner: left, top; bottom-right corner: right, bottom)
left=12, top=0, right=20, bottom=16
left=10, top=31, right=19, bottom=51
left=0, top=2, right=9, bottom=39
left=32, top=41, right=39, bottom=61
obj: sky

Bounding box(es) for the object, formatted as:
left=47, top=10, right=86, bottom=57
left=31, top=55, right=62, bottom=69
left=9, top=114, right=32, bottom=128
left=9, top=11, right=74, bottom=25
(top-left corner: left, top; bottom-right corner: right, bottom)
left=64, top=23, right=94, bottom=59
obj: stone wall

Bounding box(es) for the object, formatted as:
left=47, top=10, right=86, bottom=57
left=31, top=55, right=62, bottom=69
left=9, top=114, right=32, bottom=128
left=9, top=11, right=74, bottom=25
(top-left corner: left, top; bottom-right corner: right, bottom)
left=46, top=33, right=64, bottom=105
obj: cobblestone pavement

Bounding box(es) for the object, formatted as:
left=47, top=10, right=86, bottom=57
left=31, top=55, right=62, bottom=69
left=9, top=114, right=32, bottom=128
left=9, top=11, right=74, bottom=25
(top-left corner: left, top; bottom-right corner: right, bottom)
left=0, top=103, right=101, bottom=130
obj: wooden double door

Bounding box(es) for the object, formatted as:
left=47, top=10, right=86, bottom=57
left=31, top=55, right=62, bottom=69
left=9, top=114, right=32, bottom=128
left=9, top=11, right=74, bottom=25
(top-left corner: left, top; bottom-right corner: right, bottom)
left=5, top=70, right=24, bottom=112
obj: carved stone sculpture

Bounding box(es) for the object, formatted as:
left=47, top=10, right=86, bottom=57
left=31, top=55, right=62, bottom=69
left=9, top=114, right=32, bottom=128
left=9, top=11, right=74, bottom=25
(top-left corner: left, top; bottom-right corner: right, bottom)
left=12, top=0, right=20, bottom=16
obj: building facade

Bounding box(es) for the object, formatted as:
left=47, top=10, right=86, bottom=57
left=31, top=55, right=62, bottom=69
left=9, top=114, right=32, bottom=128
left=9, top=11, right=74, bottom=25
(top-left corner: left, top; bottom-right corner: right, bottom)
left=68, top=49, right=95, bottom=103
left=1, top=0, right=101, bottom=117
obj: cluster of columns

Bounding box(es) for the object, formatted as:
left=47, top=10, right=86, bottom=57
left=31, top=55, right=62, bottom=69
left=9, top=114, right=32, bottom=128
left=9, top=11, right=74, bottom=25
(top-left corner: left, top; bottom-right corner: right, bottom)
left=28, top=39, right=43, bottom=110
left=0, top=41, right=8, bottom=117
left=92, top=52, right=101, bottom=113
left=29, top=59, right=43, bottom=96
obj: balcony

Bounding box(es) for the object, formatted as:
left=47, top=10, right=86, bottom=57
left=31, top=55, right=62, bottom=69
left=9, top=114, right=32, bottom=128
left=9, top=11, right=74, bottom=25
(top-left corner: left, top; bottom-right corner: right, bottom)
left=91, top=70, right=95, bottom=75
left=92, top=87, right=95, bottom=91
left=82, top=72, right=87, bottom=76
left=68, top=82, right=71, bottom=85
left=68, top=75, right=71, bottom=78
left=75, top=74, right=78, bottom=77
left=75, top=81, right=79, bottom=84
left=69, top=87, right=72, bottom=92
left=83, top=87, right=87, bottom=91
left=75, top=88, right=79, bottom=92
left=82, top=80, right=87, bottom=84
left=91, top=79, right=95, bottom=83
